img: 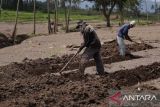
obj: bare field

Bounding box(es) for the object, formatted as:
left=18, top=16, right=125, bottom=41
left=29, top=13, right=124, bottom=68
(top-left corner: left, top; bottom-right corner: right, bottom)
left=0, top=22, right=160, bottom=65
left=0, top=22, right=160, bottom=107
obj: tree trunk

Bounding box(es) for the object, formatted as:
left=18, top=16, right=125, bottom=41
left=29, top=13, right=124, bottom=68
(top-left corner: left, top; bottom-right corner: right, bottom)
left=66, top=0, right=71, bottom=33
left=157, top=8, right=160, bottom=22
left=64, top=2, right=68, bottom=32
left=106, top=15, right=111, bottom=27
left=154, top=0, right=159, bottom=21
left=12, top=0, right=20, bottom=44
left=155, top=0, right=157, bottom=14
left=54, top=0, right=58, bottom=33
left=136, top=11, right=140, bottom=24
left=145, top=0, right=149, bottom=22
left=26, top=0, right=28, bottom=8
left=119, top=9, right=124, bottom=25
left=0, top=0, right=2, bottom=18
left=102, top=5, right=110, bottom=27
left=33, top=0, right=36, bottom=34
left=19, top=0, right=23, bottom=11
left=118, top=1, right=124, bottom=25
left=126, top=5, right=129, bottom=21
left=102, top=2, right=116, bottom=27
left=47, top=0, right=52, bottom=34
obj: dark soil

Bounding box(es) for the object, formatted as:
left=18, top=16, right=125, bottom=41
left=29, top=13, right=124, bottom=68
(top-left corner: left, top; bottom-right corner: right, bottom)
left=0, top=32, right=12, bottom=48
left=0, top=61, right=159, bottom=107
left=18, top=40, right=153, bottom=74
left=0, top=32, right=29, bottom=49
left=0, top=40, right=155, bottom=107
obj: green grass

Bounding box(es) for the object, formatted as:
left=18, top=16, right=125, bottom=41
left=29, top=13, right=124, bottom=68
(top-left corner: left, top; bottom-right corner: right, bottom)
left=0, top=10, right=104, bottom=22
left=1, top=10, right=160, bottom=26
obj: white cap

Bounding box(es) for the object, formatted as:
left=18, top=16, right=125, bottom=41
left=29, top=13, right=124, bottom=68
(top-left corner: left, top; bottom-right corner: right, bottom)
left=130, top=20, right=136, bottom=25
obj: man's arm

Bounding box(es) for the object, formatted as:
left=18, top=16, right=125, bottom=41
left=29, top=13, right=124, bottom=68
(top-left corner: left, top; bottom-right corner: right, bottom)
left=77, top=32, right=90, bottom=53
left=125, top=35, right=133, bottom=42
left=122, top=26, right=133, bottom=42
left=78, top=43, right=85, bottom=53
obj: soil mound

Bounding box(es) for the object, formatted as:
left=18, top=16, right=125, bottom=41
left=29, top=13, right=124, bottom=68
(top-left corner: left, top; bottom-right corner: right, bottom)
left=0, top=62, right=159, bottom=107
left=0, top=32, right=29, bottom=49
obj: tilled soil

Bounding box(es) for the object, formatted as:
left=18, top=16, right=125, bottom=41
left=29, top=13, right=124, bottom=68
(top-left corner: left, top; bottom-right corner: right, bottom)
left=0, top=33, right=29, bottom=49
left=15, top=40, right=153, bottom=74
left=0, top=61, right=159, bottom=107
left=0, top=40, right=155, bottom=107
left=0, top=23, right=159, bottom=106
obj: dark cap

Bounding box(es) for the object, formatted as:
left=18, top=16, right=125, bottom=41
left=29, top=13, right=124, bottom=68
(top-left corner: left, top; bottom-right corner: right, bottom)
left=76, top=20, right=87, bottom=29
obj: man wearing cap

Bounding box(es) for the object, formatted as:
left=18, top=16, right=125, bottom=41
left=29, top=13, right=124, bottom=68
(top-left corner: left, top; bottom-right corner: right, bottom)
left=76, top=21, right=105, bottom=75
left=117, top=21, right=136, bottom=56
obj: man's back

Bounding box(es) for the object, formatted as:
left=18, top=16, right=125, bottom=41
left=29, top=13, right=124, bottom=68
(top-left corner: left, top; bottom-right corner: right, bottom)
left=118, top=24, right=130, bottom=39
left=83, top=25, right=101, bottom=48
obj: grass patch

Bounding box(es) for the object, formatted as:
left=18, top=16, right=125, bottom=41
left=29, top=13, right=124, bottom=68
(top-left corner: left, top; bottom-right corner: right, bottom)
left=0, top=10, right=159, bottom=26
left=0, top=10, right=104, bottom=22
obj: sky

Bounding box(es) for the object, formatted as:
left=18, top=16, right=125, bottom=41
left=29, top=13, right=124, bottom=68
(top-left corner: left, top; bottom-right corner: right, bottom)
left=37, top=0, right=160, bottom=2
left=36, top=0, right=94, bottom=9
left=151, top=0, right=160, bottom=1
left=37, top=0, right=160, bottom=12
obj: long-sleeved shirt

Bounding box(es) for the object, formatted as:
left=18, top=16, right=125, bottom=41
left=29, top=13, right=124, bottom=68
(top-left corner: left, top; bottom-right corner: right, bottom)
left=118, top=24, right=131, bottom=39
left=81, top=25, right=101, bottom=49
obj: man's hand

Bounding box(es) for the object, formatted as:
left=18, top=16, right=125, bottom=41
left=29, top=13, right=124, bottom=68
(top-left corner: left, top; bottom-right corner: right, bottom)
left=78, top=43, right=85, bottom=53
left=77, top=48, right=82, bottom=53
left=125, top=35, right=133, bottom=42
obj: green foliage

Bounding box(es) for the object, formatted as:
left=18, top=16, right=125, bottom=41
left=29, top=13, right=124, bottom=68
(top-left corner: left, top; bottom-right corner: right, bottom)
left=0, top=10, right=103, bottom=22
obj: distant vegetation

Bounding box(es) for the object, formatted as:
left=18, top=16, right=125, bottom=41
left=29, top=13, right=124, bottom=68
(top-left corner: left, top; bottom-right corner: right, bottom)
left=0, top=0, right=160, bottom=38
left=0, top=9, right=103, bottom=22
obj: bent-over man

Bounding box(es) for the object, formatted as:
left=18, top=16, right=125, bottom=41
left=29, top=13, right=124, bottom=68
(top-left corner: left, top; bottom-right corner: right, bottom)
left=117, top=20, right=136, bottom=56
left=76, top=21, right=105, bottom=75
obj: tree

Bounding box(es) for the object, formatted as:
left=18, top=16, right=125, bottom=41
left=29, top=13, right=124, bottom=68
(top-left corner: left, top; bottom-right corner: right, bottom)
left=116, top=0, right=127, bottom=25
left=64, top=0, right=72, bottom=33
left=26, top=0, right=29, bottom=9
left=151, top=4, right=154, bottom=10
left=88, top=0, right=116, bottom=27
left=72, top=0, right=81, bottom=9
left=2, top=0, right=23, bottom=10
left=19, top=0, right=24, bottom=10
left=117, top=0, right=141, bottom=25
left=54, top=0, right=58, bottom=33
left=88, top=0, right=141, bottom=26
left=33, top=0, right=36, bottom=34
left=12, top=0, right=20, bottom=44
left=155, top=0, right=157, bottom=14
left=47, top=0, right=53, bottom=34
left=0, top=0, right=2, bottom=18
left=127, top=0, right=141, bottom=23
left=60, top=0, right=80, bottom=32
left=144, top=0, right=149, bottom=22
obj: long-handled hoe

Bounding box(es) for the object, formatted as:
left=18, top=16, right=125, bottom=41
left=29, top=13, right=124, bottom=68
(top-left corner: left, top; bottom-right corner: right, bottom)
left=52, top=51, right=79, bottom=76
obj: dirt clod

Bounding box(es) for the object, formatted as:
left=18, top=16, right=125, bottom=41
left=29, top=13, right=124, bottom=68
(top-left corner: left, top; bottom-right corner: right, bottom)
left=0, top=41, right=156, bottom=107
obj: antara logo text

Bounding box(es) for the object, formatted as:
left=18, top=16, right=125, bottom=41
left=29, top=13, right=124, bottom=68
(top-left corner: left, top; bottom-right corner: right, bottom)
left=109, top=91, right=157, bottom=105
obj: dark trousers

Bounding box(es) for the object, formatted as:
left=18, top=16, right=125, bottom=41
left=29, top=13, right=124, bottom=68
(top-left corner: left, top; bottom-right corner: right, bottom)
left=79, top=47, right=104, bottom=74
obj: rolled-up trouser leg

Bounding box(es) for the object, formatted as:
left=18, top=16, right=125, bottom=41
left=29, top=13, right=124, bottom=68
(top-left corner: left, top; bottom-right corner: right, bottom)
left=93, top=51, right=105, bottom=74
left=117, top=36, right=126, bottom=56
